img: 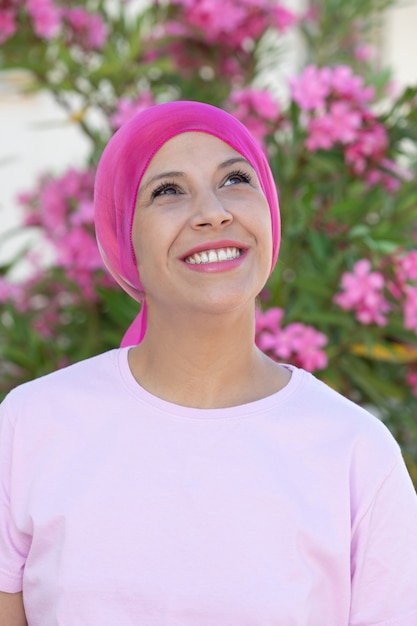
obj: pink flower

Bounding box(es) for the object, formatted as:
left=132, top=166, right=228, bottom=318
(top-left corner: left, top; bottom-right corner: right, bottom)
left=111, top=92, right=156, bottom=129
left=365, top=169, right=383, bottom=187
left=290, top=64, right=403, bottom=192
left=272, top=4, right=297, bottom=32
left=289, top=65, right=331, bottom=111
left=17, top=166, right=108, bottom=299
left=0, top=8, right=17, bottom=44
left=61, top=167, right=94, bottom=197
left=268, top=324, right=302, bottom=360
left=305, top=102, right=361, bottom=152
left=255, top=309, right=328, bottom=372
left=56, top=228, right=101, bottom=271
left=325, top=101, right=361, bottom=143
left=169, top=0, right=297, bottom=52
left=306, top=115, right=335, bottom=151
left=346, top=123, right=388, bottom=163
left=336, top=259, right=384, bottom=302
left=160, top=21, right=188, bottom=38
left=329, top=65, right=374, bottom=104
left=84, top=12, right=107, bottom=49
left=27, top=0, right=61, bottom=39
left=355, top=291, right=391, bottom=326
left=171, top=0, right=246, bottom=44
left=158, top=1, right=296, bottom=79
left=396, top=251, right=417, bottom=284
left=256, top=323, right=299, bottom=360
left=343, top=122, right=399, bottom=190
left=69, top=199, right=94, bottom=226
left=334, top=259, right=390, bottom=326
left=288, top=323, right=328, bottom=371
left=37, top=178, right=68, bottom=234
left=20, top=167, right=95, bottom=238
left=56, top=228, right=103, bottom=299
left=255, top=306, right=284, bottom=333
left=354, top=43, right=374, bottom=63
left=63, top=7, right=108, bottom=50
left=0, top=276, right=21, bottom=303
left=226, top=88, right=280, bottom=148
left=403, top=285, right=417, bottom=333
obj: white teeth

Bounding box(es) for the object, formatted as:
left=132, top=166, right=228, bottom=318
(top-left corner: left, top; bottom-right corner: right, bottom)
left=185, top=247, right=242, bottom=265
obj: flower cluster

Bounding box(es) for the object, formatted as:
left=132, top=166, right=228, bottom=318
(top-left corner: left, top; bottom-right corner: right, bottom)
left=334, top=252, right=417, bottom=334
left=0, top=0, right=108, bottom=49
left=111, top=91, right=156, bottom=129
left=290, top=65, right=410, bottom=191
left=333, top=259, right=390, bottom=326
left=0, top=275, right=22, bottom=306
left=154, top=0, right=297, bottom=80
left=61, top=6, right=108, bottom=51
left=333, top=252, right=417, bottom=397
left=0, top=273, right=81, bottom=338
left=18, top=167, right=107, bottom=300
left=0, top=0, right=58, bottom=42
left=394, top=251, right=417, bottom=334
left=169, top=0, right=297, bottom=50
left=225, top=88, right=280, bottom=149
left=255, top=307, right=328, bottom=372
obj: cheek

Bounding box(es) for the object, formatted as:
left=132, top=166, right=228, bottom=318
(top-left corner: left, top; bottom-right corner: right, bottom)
left=255, top=203, right=274, bottom=258
left=131, top=216, right=150, bottom=275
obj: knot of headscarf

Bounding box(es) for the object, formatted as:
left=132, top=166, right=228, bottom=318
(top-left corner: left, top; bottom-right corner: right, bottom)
left=94, top=100, right=280, bottom=346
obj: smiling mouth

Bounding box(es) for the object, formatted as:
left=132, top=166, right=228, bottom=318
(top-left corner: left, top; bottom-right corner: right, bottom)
left=184, top=247, right=244, bottom=265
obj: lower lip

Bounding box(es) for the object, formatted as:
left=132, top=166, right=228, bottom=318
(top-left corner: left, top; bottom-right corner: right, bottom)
left=182, top=251, right=247, bottom=273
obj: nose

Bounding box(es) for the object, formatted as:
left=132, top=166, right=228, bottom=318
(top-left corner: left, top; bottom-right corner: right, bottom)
left=190, top=190, right=233, bottom=230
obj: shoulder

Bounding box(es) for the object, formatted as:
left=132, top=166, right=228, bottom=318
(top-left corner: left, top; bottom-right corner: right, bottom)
left=1, top=349, right=124, bottom=420
left=275, top=368, right=412, bottom=532
left=285, top=365, right=402, bottom=476
left=288, top=366, right=398, bottom=443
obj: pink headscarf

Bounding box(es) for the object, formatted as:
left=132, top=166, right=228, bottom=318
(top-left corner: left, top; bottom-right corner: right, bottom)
left=94, top=100, right=280, bottom=347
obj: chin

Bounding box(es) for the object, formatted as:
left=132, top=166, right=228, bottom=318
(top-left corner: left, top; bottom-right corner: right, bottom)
left=190, top=292, right=258, bottom=316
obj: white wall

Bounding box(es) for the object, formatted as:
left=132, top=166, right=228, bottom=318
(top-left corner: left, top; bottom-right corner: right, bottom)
left=0, top=84, right=91, bottom=272
left=382, top=3, right=417, bottom=87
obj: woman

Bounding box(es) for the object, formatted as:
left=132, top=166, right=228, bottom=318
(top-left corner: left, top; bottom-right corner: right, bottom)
left=1, top=101, right=417, bottom=625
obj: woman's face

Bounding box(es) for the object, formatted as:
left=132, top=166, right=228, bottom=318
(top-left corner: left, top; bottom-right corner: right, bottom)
left=132, top=131, right=273, bottom=318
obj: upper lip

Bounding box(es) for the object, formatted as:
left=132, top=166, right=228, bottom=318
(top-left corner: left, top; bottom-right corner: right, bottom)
left=181, top=240, right=248, bottom=260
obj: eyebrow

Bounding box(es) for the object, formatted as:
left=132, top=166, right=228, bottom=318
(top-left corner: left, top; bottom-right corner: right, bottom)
left=218, top=156, right=253, bottom=170
left=140, top=157, right=254, bottom=193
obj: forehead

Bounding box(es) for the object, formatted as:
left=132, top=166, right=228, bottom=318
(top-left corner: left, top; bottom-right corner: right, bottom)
left=143, top=131, right=245, bottom=173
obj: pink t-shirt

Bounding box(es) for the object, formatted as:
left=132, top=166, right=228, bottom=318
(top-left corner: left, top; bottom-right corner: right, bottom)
left=1, top=348, right=417, bottom=625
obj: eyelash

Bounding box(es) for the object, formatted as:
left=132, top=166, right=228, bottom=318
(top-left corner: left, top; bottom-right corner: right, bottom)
left=150, top=168, right=253, bottom=199
left=226, top=169, right=252, bottom=185
left=151, top=180, right=179, bottom=198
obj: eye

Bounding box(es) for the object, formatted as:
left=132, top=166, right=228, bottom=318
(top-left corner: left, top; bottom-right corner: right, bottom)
left=224, top=169, right=252, bottom=186
left=151, top=181, right=180, bottom=198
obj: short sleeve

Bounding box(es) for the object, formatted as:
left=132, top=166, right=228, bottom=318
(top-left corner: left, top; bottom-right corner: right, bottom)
left=350, top=455, right=417, bottom=626
left=0, top=396, right=30, bottom=592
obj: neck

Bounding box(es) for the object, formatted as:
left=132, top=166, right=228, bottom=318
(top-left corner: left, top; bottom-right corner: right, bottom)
left=128, top=306, right=290, bottom=408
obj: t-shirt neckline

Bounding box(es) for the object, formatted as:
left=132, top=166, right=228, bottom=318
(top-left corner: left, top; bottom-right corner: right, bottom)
left=116, top=347, right=305, bottom=419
